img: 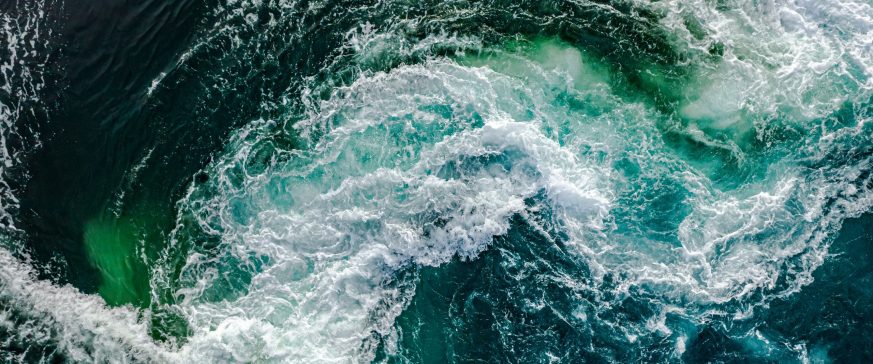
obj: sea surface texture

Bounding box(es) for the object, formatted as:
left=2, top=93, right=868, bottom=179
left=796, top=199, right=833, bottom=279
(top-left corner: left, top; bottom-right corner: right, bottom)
left=2, top=0, right=873, bottom=362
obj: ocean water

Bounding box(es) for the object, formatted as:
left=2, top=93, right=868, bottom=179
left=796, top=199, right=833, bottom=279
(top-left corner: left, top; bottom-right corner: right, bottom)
left=1, top=0, right=873, bottom=362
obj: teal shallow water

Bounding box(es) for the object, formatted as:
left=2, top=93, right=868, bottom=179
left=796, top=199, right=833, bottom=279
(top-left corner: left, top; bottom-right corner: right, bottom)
left=1, top=0, right=873, bottom=362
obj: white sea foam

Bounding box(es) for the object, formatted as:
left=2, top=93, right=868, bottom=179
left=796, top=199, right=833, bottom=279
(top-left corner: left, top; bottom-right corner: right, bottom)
left=648, top=0, right=872, bottom=138
left=167, top=52, right=614, bottom=362
left=0, top=1, right=171, bottom=362
left=167, top=26, right=873, bottom=359
left=618, top=0, right=873, bottom=303
left=1, top=0, right=872, bottom=362
left=0, top=248, right=174, bottom=363
left=0, top=0, right=54, bottom=232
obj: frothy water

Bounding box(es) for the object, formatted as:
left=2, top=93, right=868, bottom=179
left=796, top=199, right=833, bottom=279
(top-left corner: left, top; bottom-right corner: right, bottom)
left=2, top=0, right=873, bottom=362
left=0, top=0, right=55, bottom=232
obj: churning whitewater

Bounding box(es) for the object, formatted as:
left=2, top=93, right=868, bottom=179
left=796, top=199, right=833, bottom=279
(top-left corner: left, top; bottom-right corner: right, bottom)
left=2, top=0, right=873, bottom=362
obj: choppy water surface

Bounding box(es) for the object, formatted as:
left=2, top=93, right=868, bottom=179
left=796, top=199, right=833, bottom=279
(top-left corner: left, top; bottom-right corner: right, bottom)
left=2, top=0, right=873, bottom=362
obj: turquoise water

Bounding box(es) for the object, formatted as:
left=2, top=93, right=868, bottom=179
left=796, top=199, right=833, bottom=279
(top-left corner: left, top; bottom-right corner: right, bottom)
left=1, top=0, right=873, bottom=362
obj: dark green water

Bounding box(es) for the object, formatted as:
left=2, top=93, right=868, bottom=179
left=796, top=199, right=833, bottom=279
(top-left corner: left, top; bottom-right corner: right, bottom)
left=1, top=0, right=873, bottom=362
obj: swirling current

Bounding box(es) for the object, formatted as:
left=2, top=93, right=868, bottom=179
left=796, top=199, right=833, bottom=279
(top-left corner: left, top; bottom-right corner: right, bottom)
left=1, top=0, right=873, bottom=362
